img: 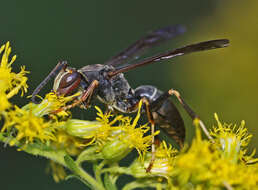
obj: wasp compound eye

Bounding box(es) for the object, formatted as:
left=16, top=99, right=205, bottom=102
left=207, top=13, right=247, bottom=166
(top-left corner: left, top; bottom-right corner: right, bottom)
left=59, top=72, right=81, bottom=89
left=56, top=71, right=82, bottom=96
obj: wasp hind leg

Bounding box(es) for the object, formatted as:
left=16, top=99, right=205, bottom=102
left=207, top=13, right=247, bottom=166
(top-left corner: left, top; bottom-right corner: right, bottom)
left=151, top=88, right=214, bottom=142
left=140, top=97, right=156, bottom=173
left=142, top=88, right=214, bottom=172
left=134, top=85, right=185, bottom=172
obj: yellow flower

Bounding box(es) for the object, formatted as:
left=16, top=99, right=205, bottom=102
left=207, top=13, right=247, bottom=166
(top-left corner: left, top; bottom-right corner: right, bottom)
left=0, top=92, right=11, bottom=111
left=99, top=100, right=157, bottom=161
left=173, top=120, right=258, bottom=189
left=47, top=161, right=67, bottom=183
left=0, top=42, right=28, bottom=98
left=211, top=113, right=252, bottom=163
left=62, top=100, right=155, bottom=162
left=62, top=106, right=122, bottom=147
left=151, top=141, right=177, bottom=176
left=2, top=106, right=56, bottom=145
left=53, top=130, right=92, bottom=156
left=0, top=42, right=29, bottom=112
left=59, top=101, right=154, bottom=160
left=129, top=141, right=177, bottom=179
left=175, top=131, right=219, bottom=185
left=25, top=92, right=80, bottom=117
left=94, top=106, right=122, bottom=144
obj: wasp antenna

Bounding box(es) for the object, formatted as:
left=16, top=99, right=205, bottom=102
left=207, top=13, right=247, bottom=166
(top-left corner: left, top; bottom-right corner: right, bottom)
left=31, top=61, right=67, bottom=104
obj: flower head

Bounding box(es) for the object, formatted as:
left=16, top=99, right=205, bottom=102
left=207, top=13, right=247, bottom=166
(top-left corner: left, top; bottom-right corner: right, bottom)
left=172, top=117, right=258, bottom=189
left=211, top=113, right=252, bottom=163
left=2, top=106, right=56, bottom=146
left=53, top=130, right=92, bottom=156
left=151, top=141, right=178, bottom=176
left=99, top=100, right=157, bottom=161
left=47, top=161, right=67, bottom=183
left=0, top=42, right=29, bottom=112
left=0, top=42, right=28, bottom=98
left=129, top=141, right=177, bottom=179
left=25, top=92, right=80, bottom=118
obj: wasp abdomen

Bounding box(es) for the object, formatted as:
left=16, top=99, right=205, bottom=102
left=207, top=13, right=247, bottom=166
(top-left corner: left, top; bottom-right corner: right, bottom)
left=135, top=85, right=185, bottom=147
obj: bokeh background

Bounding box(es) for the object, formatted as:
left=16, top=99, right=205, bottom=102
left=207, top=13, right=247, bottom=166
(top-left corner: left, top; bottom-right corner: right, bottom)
left=1, top=1, right=258, bottom=189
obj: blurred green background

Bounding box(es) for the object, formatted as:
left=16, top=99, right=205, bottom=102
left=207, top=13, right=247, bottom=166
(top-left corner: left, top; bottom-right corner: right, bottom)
left=1, top=1, right=257, bottom=189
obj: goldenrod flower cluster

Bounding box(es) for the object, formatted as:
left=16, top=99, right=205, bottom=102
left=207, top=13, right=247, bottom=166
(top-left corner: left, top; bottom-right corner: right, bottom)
left=171, top=118, right=258, bottom=190
left=0, top=42, right=257, bottom=190
left=0, top=42, right=28, bottom=111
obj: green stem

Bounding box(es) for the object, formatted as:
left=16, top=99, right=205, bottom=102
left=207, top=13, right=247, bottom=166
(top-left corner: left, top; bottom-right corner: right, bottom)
left=64, top=155, right=106, bottom=190
left=122, top=181, right=144, bottom=190
left=0, top=134, right=105, bottom=190
left=104, top=173, right=118, bottom=190
left=0, top=133, right=67, bottom=166
left=94, top=161, right=106, bottom=185
left=102, top=166, right=131, bottom=175
left=25, top=145, right=67, bottom=166
left=76, top=166, right=106, bottom=190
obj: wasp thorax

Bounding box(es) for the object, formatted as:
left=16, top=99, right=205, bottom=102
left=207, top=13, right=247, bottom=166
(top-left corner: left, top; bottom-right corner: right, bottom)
left=53, top=69, right=82, bottom=96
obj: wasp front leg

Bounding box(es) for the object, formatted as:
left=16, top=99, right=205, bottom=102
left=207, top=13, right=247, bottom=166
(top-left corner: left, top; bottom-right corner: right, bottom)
left=53, top=80, right=99, bottom=113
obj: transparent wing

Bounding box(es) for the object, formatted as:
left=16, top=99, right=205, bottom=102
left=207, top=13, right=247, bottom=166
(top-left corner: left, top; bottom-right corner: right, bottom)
left=105, top=25, right=186, bottom=67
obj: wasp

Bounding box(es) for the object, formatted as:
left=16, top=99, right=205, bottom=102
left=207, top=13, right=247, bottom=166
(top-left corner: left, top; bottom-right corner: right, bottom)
left=31, top=25, right=229, bottom=171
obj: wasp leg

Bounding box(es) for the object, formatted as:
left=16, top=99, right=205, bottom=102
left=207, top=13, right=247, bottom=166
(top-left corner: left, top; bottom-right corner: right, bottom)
left=151, top=89, right=214, bottom=142
left=141, top=97, right=156, bottom=173
left=53, top=80, right=99, bottom=113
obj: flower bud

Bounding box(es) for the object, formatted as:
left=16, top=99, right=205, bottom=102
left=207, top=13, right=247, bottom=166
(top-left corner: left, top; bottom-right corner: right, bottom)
left=129, top=153, right=173, bottom=178
left=101, top=137, right=132, bottom=162
left=63, top=119, right=102, bottom=139
left=129, top=141, right=176, bottom=178
left=129, top=154, right=150, bottom=178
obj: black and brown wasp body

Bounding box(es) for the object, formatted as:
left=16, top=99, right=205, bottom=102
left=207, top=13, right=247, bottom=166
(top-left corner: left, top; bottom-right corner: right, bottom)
left=32, top=25, right=229, bottom=170
left=51, top=63, right=186, bottom=146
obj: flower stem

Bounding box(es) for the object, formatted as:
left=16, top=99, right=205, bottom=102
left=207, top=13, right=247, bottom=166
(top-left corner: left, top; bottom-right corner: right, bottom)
left=94, top=161, right=106, bottom=185
left=76, top=166, right=106, bottom=190
left=64, top=155, right=106, bottom=190
left=0, top=134, right=105, bottom=190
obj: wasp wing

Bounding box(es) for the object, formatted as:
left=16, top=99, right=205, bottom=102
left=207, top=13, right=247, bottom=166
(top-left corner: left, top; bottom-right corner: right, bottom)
left=108, top=39, right=229, bottom=77
left=105, top=25, right=186, bottom=67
